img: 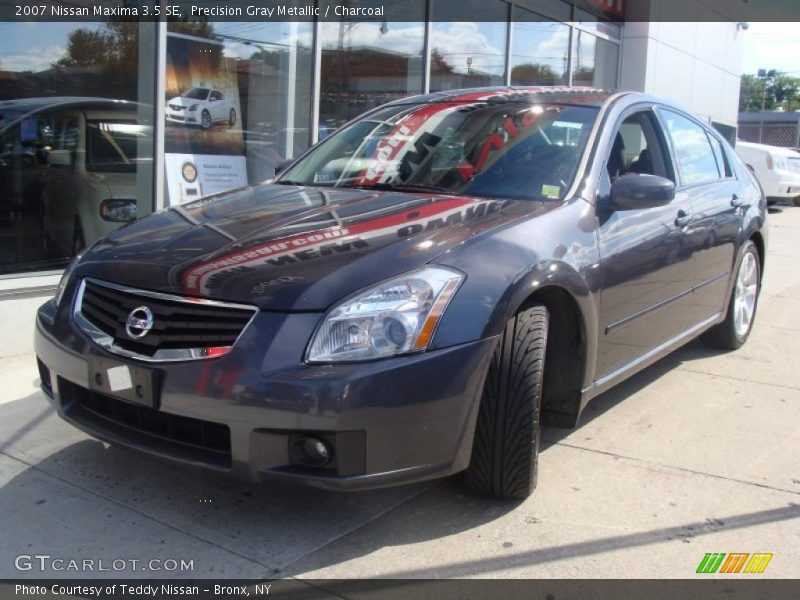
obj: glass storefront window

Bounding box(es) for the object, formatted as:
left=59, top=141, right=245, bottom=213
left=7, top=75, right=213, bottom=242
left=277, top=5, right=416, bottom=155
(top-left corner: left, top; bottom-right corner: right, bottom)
left=0, top=22, right=154, bottom=275
left=430, top=0, right=509, bottom=92
left=164, top=22, right=313, bottom=202
left=511, top=7, right=570, bottom=86
left=574, top=8, right=622, bottom=40
left=571, top=30, right=619, bottom=89
left=319, top=2, right=425, bottom=137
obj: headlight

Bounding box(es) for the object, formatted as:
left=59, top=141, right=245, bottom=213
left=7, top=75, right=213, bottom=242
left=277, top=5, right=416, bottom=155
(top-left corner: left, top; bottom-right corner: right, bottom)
left=99, top=198, right=137, bottom=222
left=188, top=104, right=199, bottom=111
left=54, top=252, right=83, bottom=307
left=306, top=266, right=464, bottom=363
left=773, top=154, right=788, bottom=171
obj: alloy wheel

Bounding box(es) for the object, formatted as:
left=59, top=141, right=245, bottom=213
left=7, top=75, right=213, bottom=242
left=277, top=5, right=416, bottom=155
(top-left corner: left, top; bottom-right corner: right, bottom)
left=733, top=251, right=758, bottom=337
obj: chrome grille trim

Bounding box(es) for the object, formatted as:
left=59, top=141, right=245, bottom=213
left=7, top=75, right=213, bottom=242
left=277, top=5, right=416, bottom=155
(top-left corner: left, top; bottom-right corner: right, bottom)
left=73, top=277, right=258, bottom=363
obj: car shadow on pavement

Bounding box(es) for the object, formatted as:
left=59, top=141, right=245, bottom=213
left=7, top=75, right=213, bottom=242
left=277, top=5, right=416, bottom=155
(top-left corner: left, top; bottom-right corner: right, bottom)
left=0, top=339, right=741, bottom=578
left=0, top=393, right=518, bottom=577
left=541, top=338, right=724, bottom=448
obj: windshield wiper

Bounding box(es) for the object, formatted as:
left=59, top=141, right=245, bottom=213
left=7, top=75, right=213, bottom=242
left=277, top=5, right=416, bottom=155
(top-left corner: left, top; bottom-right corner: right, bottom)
left=346, top=182, right=455, bottom=195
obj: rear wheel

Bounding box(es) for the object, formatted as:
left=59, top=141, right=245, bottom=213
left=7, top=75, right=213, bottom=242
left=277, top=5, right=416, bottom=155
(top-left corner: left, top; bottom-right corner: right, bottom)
left=229, top=108, right=237, bottom=127
left=464, top=305, right=548, bottom=500
left=701, top=241, right=760, bottom=350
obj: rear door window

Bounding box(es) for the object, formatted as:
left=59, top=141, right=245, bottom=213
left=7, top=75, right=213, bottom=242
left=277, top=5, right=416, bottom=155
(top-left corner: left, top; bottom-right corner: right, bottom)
left=660, top=109, right=721, bottom=186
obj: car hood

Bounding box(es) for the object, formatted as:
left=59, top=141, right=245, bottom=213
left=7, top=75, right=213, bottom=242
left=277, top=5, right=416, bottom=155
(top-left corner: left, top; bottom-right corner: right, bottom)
left=167, top=97, right=198, bottom=107
left=76, top=183, right=550, bottom=310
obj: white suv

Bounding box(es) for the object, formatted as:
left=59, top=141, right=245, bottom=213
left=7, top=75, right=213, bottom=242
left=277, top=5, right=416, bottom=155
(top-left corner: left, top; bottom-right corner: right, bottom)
left=165, top=87, right=236, bottom=129
left=735, top=140, right=800, bottom=206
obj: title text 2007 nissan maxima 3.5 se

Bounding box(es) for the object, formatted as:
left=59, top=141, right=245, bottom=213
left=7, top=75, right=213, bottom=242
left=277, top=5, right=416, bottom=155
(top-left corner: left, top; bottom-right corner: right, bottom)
left=35, top=88, right=767, bottom=499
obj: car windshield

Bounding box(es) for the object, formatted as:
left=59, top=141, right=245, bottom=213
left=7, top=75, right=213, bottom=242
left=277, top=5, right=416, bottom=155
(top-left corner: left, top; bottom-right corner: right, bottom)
left=182, top=87, right=210, bottom=100
left=279, top=100, right=599, bottom=201
left=86, top=119, right=148, bottom=173
left=0, top=109, right=25, bottom=129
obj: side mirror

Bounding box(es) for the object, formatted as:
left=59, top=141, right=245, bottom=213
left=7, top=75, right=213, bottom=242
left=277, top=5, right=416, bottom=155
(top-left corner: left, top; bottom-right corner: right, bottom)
left=47, top=149, right=73, bottom=168
left=610, top=174, right=675, bottom=210
left=274, top=159, right=294, bottom=176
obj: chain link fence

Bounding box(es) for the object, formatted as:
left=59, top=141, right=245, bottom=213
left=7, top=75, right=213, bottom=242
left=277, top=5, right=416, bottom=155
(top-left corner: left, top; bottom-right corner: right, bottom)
left=738, top=122, right=800, bottom=149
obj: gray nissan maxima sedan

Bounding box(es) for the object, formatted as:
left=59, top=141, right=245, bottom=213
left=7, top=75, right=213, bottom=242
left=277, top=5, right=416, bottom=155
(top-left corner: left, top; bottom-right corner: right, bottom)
left=35, top=87, right=766, bottom=499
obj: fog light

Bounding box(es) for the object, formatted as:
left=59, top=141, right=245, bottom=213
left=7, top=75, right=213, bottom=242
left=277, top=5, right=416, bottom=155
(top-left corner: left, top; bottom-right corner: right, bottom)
left=302, top=437, right=331, bottom=466
left=291, top=435, right=333, bottom=468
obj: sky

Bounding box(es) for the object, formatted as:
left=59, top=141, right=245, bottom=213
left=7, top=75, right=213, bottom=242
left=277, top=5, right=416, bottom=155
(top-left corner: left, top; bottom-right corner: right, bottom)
left=2, top=22, right=800, bottom=79
left=739, top=22, right=800, bottom=77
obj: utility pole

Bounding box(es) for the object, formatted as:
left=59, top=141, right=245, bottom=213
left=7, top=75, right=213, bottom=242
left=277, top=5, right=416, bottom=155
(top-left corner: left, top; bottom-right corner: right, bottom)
left=757, top=68, right=777, bottom=143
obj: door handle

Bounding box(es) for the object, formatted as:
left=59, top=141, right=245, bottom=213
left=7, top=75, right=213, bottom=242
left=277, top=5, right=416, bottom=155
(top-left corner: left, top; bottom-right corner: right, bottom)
left=731, top=194, right=745, bottom=208
left=674, top=209, right=692, bottom=228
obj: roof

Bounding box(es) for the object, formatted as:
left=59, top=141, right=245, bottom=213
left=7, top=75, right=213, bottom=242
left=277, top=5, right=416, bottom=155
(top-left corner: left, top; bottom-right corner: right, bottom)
left=738, top=111, right=800, bottom=124
left=385, top=86, right=617, bottom=107
left=0, top=97, right=139, bottom=132
left=0, top=97, right=136, bottom=112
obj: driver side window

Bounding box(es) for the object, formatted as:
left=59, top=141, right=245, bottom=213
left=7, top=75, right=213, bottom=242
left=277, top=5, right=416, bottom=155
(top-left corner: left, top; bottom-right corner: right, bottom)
left=606, top=111, right=670, bottom=182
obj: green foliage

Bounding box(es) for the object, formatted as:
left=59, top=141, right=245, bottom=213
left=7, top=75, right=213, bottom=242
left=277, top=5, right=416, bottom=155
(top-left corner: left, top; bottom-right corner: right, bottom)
left=740, top=72, right=800, bottom=112
left=510, top=63, right=560, bottom=85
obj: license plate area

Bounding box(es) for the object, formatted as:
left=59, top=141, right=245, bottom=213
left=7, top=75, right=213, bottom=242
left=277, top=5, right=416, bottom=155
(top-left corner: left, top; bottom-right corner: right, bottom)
left=87, top=353, right=161, bottom=409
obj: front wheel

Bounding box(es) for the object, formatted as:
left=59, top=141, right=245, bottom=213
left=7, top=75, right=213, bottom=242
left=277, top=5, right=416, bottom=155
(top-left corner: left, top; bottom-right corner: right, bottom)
left=701, top=240, right=760, bottom=350
left=200, top=109, right=212, bottom=129
left=792, top=196, right=800, bottom=208
left=464, top=305, right=549, bottom=500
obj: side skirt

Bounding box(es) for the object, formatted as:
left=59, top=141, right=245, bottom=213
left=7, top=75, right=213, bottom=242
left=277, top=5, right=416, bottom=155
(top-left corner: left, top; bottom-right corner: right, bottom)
left=580, top=312, right=722, bottom=407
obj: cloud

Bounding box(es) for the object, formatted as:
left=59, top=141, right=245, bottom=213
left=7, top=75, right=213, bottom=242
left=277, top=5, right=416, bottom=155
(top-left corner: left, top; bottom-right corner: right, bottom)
left=0, top=46, right=65, bottom=72
left=431, top=22, right=506, bottom=75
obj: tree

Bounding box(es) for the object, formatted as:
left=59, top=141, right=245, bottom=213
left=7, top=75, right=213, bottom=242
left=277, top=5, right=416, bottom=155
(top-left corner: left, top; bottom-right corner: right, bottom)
left=57, top=28, right=115, bottom=68
left=739, top=72, right=800, bottom=112
left=510, top=63, right=558, bottom=85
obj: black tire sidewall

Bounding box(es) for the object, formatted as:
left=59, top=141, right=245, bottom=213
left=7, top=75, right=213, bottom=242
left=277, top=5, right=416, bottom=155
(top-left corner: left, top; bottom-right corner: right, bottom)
left=465, top=305, right=548, bottom=499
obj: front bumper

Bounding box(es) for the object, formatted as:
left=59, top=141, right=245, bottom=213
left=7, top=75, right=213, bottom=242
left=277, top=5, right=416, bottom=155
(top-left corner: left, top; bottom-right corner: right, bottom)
left=765, top=172, right=800, bottom=198
left=165, top=111, right=197, bottom=125
left=34, top=296, right=495, bottom=490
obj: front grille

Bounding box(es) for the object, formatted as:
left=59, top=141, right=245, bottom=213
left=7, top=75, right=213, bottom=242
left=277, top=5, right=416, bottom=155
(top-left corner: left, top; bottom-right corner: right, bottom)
left=59, top=378, right=232, bottom=468
left=78, top=279, right=255, bottom=358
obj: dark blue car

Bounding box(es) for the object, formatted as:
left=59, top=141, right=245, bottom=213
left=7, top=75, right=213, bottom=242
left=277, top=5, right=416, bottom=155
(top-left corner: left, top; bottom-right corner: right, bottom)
left=35, top=87, right=766, bottom=499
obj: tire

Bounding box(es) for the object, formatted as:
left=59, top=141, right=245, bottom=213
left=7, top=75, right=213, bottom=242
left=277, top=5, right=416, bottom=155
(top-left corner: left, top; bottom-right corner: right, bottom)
left=701, top=240, right=760, bottom=350
left=464, top=305, right=549, bottom=500
left=229, top=108, right=236, bottom=127
left=793, top=196, right=800, bottom=208
left=200, top=109, right=212, bottom=130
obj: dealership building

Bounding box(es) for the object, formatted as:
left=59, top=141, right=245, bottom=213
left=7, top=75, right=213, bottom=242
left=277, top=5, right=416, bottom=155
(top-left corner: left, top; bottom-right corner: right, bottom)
left=0, top=0, right=746, bottom=356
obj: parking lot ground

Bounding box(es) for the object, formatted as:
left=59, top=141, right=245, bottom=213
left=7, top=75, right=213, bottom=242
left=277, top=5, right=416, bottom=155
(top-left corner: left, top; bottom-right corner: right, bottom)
left=1, top=206, right=799, bottom=581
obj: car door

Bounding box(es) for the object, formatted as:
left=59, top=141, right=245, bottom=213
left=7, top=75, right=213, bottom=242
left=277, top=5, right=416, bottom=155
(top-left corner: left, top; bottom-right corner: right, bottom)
left=44, top=112, right=82, bottom=252
left=595, top=107, right=696, bottom=377
left=209, top=90, right=223, bottom=121
left=657, top=108, right=741, bottom=325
